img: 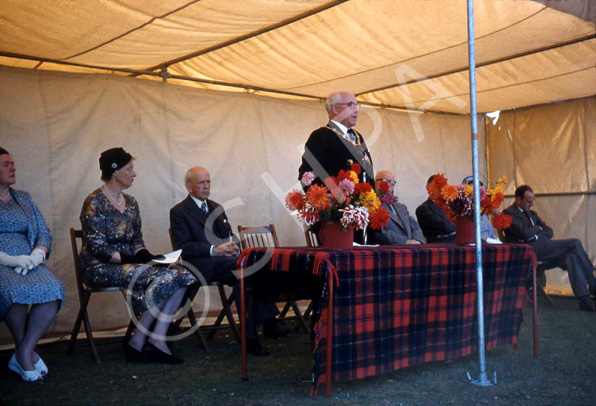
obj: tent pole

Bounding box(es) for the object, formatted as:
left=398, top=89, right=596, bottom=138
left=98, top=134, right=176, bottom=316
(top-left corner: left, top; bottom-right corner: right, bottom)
left=467, top=0, right=493, bottom=387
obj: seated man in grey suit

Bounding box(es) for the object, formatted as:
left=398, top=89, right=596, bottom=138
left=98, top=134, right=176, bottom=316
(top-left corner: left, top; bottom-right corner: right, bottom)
left=416, top=175, right=456, bottom=243
left=170, top=167, right=287, bottom=356
left=503, top=185, right=595, bottom=312
left=368, top=170, right=424, bottom=245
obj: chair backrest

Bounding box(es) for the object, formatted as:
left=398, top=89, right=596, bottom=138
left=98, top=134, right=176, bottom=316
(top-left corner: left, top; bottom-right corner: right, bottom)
left=237, top=224, right=279, bottom=249
left=69, top=228, right=86, bottom=302
left=496, top=227, right=506, bottom=243
left=168, top=228, right=174, bottom=250
left=304, top=225, right=320, bottom=247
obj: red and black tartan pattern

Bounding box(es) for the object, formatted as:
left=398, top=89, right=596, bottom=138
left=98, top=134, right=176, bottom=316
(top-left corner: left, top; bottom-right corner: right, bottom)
left=238, top=243, right=532, bottom=393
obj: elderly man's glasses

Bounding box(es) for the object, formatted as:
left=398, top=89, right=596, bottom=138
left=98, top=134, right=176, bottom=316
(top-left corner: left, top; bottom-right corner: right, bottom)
left=336, top=102, right=361, bottom=110
left=376, top=178, right=396, bottom=186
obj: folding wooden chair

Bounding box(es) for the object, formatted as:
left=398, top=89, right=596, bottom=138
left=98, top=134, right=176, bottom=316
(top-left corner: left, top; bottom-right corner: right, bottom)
left=237, top=224, right=310, bottom=333
left=168, top=229, right=240, bottom=344
left=65, top=228, right=135, bottom=363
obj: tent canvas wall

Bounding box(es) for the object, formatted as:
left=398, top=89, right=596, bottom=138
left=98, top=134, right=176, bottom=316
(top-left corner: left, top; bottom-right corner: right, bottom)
left=1, top=0, right=594, bottom=341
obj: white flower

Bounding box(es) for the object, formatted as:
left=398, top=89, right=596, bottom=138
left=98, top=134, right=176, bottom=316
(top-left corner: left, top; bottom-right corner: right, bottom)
left=339, top=205, right=369, bottom=230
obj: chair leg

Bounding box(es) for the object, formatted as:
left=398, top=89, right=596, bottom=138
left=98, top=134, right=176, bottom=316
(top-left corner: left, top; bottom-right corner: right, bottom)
left=206, top=308, right=227, bottom=341
left=220, top=286, right=241, bottom=344
left=205, top=285, right=241, bottom=343
left=538, top=284, right=556, bottom=307
left=303, top=301, right=313, bottom=319
left=66, top=292, right=90, bottom=357
left=124, top=320, right=136, bottom=342
left=290, top=301, right=311, bottom=334
left=66, top=291, right=101, bottom=363
left=278, top=302, right=292, bottom=318
left=82, top=307, right=101, bottom=364
left=186, top=309, right=209, bottom=350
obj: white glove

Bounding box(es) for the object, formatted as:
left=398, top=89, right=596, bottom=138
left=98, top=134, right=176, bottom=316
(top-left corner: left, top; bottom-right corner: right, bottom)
left=29, top=248, right=46, bottom=269
left=0, top=252, right=34, bottom=268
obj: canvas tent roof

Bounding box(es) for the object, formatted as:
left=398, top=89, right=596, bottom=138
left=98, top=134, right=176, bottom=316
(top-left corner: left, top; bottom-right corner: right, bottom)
left=1, top=0, right=594, bottom=115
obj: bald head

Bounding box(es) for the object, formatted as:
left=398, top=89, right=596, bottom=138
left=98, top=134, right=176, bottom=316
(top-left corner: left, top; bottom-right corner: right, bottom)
left=375, top=170, right=395, bottom=194
left=185, top=167, right=211, bottom=200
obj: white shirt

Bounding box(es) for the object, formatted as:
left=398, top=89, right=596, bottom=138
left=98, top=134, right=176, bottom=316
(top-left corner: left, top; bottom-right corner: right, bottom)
left=330, top=119, right=349, bottom=135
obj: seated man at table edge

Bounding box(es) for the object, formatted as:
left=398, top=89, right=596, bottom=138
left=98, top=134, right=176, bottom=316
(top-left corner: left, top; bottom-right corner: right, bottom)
left=169, top=167, right=289, bottom=356
left=416, top=174, right=456, bottom=243
left=503, top=185, right=595, bottom=312
left=368, top=170, right=424, bottom=245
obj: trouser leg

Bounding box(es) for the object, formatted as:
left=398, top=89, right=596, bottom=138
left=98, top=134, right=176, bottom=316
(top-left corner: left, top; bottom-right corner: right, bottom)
left=538, top=239, right=594, bottom=299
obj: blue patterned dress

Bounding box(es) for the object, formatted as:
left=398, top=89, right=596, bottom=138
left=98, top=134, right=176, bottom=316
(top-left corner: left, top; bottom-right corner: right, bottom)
left=79, top=189, right=197, bottom=313
left=0, top=189, right=65, bottom=319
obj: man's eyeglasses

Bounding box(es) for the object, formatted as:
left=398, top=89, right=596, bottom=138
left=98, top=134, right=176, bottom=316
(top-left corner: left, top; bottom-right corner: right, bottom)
left=376, top=178, right=396, bottom=186
left=336, top=102, right=361, bottom=110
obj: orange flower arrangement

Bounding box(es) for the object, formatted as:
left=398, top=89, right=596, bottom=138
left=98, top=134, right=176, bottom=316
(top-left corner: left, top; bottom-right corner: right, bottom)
left=287, top=161, right=391, bottom=230
left=428, top=174, right=511, bottom=230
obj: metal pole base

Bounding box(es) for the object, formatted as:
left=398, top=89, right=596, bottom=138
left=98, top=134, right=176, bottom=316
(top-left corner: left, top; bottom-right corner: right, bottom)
left=468, top=371, right=496, bottom=387
left=471, top=379, right=494, bottom=387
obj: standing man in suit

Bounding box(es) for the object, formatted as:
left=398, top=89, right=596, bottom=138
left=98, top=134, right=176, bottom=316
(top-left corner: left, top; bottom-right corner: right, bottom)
left=503, top=185, right=595, bottom=311
left=416, top=175, right=457, bottom=243
left=368, top=170, right=424, bottom=245
left=298, top=91, right=375, bottom=243
left=298, top=90, right=374, bottom=188
left=170, top=167, right=285, bottom=356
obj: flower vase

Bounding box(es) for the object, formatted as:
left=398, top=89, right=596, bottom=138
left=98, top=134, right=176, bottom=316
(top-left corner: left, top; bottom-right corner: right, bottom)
left=319, top=220, right=354, bottom=250
left=456, top=215, right=475, bottom=245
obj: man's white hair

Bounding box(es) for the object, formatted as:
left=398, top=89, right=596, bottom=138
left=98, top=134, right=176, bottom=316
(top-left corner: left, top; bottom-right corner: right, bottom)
left=325, top=91, right=352, bottom=115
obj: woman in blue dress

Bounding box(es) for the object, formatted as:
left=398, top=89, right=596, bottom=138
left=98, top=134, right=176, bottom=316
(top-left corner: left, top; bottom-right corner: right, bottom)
left=79, top=148, right=197, bottom=364
left=0, top=147, right=65, bottom=382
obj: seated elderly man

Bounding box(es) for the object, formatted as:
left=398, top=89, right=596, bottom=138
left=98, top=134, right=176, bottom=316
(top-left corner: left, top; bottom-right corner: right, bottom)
left=503, top=185, right=595, bottom=311
left=170, top=167, right=289, bottom=356
left=416, top=175, right=456, bottom=243
left=461, top=176, right=498, bottom=240
left=368, top=170, right=424, bottom=245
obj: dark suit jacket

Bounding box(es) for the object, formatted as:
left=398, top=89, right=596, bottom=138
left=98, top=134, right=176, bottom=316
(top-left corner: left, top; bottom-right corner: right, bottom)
left=368, top=202, right=425, bottom=244
left=298, top=121, right=374, bottom=187
left=415, top=198, right=456, bottom=243
left=169, top=195, right=235, bottom=281
left=503, top=204, right=553, bottom=253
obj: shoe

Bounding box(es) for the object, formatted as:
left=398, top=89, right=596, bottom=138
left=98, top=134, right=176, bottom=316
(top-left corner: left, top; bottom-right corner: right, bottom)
left=579, top=298, right=595, bottom=312
left=8, top=354, right=42, bottom=382
left=262, top=319, right=293, bottom=340
left=33, top=355, right=48, bottom=376
left=247, top=338, right=269, bottom=357
left=142, top=342, right=184, bottom=364
left=123, top=341, right=149, bottom=363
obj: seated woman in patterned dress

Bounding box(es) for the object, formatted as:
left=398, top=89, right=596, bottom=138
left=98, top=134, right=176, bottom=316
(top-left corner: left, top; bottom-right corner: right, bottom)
left=0, top=147, right=65, bottom=382
left=79, top=147, right=197, bottom=364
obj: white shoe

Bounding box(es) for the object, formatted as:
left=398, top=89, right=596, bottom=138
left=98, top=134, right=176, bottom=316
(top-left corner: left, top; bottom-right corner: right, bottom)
left=8, top=354, right=42, bottom=382
left=34, top=355, right=48, bottom=376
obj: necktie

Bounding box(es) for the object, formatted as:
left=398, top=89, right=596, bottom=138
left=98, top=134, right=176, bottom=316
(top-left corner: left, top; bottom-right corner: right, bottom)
left=201, top=202, right=208, bottom=214
left=523, top=210, right=534, bottom=226
left=347, top=128, right=357, bottom=143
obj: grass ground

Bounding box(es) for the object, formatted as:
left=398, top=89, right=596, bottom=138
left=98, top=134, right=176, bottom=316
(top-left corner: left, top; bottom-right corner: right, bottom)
left=1, top=296, right=594, bottom=406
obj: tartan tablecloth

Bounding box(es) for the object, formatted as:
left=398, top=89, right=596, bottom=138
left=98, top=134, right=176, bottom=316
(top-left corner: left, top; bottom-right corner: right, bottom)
left=237, top=243, right=532, bottom=394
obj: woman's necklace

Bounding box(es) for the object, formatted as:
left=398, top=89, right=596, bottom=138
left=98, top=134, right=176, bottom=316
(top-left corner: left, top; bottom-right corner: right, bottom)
left=0, top=189, right=11, bottom=202
left=103, top=184, right=123, bottom=206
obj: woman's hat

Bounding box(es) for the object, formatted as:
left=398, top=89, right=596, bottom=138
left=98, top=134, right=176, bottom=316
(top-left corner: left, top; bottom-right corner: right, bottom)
left=99, top=147, right=132, bottom=177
